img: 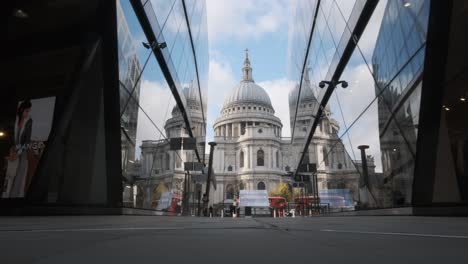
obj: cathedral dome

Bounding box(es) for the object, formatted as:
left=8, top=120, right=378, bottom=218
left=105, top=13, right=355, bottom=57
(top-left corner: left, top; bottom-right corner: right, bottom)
left=288, top=84, right=315, bottom=106
left=223, top=81, right=272, bottom=109
left=222, top=50, right=273, bottom=110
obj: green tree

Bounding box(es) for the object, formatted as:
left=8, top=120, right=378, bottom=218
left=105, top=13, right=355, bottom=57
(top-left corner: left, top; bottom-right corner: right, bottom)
left=269, top=182, right=292, bottom=202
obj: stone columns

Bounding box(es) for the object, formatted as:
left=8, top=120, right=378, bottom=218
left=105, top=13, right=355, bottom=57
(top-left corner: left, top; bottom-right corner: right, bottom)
left=249, top=145, right=253, bottom=169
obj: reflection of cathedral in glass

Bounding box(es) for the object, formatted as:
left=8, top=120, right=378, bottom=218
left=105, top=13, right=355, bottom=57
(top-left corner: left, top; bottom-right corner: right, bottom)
left=117, top=1, right=142, bottom=185
left=372, top=0, right=429, bottom=207
left=137, top=51, right=377, bottom=208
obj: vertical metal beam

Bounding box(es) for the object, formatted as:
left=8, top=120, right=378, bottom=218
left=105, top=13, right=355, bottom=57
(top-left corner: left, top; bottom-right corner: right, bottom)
left=291, top=0, right=321, bottom=141
left=129, top=0, right=202, bottom=163
left=295, top=0, right=379, bottom=176
left=100, top=0, right=122, bottom=207
left=412, top=0, right=453, bottom=206
left=181, top=0, right=207, bottom=152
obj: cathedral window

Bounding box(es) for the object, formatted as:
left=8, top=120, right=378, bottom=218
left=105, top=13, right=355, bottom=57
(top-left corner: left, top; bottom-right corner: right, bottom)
left=175, top=155, right=182, bottom=168
left=238, top=107, right=240, bottom=110
left=239, top=182, right=244, bottom=190
left=227, top=165, right=233, bottom=171
left=226, top=184, right=235, bottom=199
left=254, top=107, right=256, bottom=110
left=165, top=153, right=170, bottom=170
left=285, top=166, right=290, bottom=172
left=240, top=151, right=244, bottom=168
left=338, top=163, right=343, bottom=169
left=276, top=151, right=279, bottom=168
left=257, top=149, right=264, bottom=166
left=257, top=182, right=266, bottom=190
left=323, top=147, right=329, bottom=166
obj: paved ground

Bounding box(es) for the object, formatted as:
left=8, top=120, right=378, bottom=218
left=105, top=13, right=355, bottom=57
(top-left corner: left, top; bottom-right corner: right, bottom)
left=1, top=215, right=468, bottom=264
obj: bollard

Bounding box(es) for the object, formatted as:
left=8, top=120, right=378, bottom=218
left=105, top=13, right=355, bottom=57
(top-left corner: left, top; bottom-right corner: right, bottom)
left=292, top=210, right=295, bottom=218
left=274, top=210, right=276, bottom=218
left=210, top=213, right=212, bottom=218
left=221, top=210, right=224, bottom=218
left=309, top=209, right=312, bottom=216
left=283, top=210, right=286, bottom=218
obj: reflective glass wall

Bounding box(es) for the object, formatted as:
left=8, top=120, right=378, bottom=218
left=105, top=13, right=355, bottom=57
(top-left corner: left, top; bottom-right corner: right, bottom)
left=117, top=0, right=208, bottom=210
left=288, top=0, right=430, bottom=209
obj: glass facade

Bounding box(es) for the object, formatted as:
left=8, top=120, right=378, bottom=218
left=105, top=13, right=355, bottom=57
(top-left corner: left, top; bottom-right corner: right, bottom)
left=117, top=0, right=208, bottom=210
left=288, top=0, right=430, bottom=209
left=373, top=0, right=429, bottom=207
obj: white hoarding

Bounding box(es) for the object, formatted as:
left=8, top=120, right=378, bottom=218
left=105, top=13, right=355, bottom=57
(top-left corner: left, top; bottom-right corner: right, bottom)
left=239, top=190, right=269, bottom=207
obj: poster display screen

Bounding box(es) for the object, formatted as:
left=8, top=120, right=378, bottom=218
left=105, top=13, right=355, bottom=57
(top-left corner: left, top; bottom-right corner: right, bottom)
left=1, top=97, right=56, bottom=198
left=239, top=190, right=269, bottom=207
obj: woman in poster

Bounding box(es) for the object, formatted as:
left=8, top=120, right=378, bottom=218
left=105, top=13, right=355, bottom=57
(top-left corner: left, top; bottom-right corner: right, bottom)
left=6, top=100, right=33, bottom=198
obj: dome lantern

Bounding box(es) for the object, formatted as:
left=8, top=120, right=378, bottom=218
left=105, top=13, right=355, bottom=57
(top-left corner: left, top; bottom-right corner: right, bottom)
left=242, top=48, right=253, bottom=82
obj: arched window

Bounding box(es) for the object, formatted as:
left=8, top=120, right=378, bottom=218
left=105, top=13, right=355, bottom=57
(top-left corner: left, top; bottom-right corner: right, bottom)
left=240, top=151, right=244, bottom=168
left=257, top=182, right=266, bottom=190
left=227, top=165, right=233, bottom=171
left=226, top=184, right=234, bottom=199
left=257, top=149, right=264, bottom=166
left=239, top=182, right=244, bottom=190
left=276, top=151, right=279, bottom=168
left=285, top=166, right=290, bottom=172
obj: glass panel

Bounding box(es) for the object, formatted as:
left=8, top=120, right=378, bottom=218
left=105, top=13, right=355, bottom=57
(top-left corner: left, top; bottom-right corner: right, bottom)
left=117, top=0, right=207, bottom=211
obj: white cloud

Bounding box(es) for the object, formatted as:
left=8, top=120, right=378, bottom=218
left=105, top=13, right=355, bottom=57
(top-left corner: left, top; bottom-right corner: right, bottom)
left=135, top=80, right=176, bottom=158
left=206, top=57, right=237, bottom=135
left=206, top=0, right=288, bottom=43
left=356, top=0, right=388, bottom=61
left=258, top=78, right=295, bottom=137
left=330, top=63, right=382, bottom=172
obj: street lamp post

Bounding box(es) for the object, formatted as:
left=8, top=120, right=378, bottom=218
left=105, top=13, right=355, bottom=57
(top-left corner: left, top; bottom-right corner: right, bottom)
left=357, top=145, right=370, bottom=208
left=203, top=142, right=217, bottom=216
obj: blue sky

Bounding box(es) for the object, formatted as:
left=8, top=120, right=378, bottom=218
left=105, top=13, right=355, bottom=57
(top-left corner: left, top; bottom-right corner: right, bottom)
left=205, top=0, right=388, bottom=171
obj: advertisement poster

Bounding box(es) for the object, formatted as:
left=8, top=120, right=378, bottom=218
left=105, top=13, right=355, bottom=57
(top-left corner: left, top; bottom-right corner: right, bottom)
left=1, top=97, right=56, bottom=198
